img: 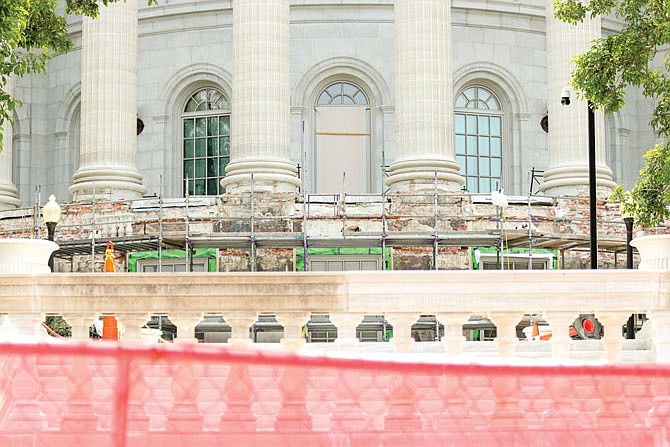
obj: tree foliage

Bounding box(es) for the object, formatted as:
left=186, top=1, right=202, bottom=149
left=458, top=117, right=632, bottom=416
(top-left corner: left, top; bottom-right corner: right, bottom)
left=0, top=0, right=156, bottom=141
left=555, top=0, right=670, bottom=227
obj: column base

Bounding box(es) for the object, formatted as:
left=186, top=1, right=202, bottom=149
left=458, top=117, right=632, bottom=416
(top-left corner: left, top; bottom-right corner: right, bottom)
left=539, top=163, right=616, bottom=196
left=221, top=159, right=300, bottom=194
left=386, top=157, right=464, bottom=192
left=0, top=182, right=20, bottom=210
left=69, top=166, right=147, bottom=201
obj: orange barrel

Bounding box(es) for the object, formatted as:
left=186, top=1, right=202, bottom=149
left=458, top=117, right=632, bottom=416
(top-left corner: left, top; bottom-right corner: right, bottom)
left=102, top=316, right=119, bottom=340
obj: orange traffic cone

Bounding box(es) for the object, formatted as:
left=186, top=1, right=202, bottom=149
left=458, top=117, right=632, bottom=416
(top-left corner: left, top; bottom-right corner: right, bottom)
left=104, top=241, right=116, bottom=273
left=532, top=320, right=540, bottom=338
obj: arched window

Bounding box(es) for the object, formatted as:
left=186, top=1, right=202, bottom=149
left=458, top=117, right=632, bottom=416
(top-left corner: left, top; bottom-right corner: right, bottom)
left=181, top=87, right=230, bottom=196
left=454, top=86, right=503, bottom=193
left=317, top=81, right=368, bottom=106
left=314, top=81, right=371, bottom=193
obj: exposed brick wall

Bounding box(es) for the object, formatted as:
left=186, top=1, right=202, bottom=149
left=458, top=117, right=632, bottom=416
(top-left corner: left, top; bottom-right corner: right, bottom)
left=0, top=192, right=663, bottom=273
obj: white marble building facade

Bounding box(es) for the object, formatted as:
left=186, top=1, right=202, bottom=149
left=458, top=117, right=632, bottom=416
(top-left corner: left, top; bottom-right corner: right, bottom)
left=3, top=0, right=657, bottom=207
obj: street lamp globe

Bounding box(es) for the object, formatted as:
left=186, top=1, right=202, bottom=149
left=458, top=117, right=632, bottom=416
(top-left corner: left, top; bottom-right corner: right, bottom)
left=43, top=195, right=61, bottom=225
left=42, top=195, right=61, bottom=272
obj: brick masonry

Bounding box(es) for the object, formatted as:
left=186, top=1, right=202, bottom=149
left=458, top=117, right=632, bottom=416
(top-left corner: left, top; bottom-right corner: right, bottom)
left=0, top=192, right=665, bottom=273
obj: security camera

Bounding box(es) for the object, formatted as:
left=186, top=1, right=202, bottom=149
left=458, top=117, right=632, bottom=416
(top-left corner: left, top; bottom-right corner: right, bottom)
left=560, top=87, right=571, bottom=106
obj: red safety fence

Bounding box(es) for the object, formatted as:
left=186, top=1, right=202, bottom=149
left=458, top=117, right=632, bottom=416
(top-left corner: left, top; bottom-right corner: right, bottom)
left=0, top=341, right=669, bottom=446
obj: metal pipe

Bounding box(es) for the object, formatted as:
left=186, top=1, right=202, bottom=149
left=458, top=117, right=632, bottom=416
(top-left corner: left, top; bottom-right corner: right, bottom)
left=433, top=172, right=438, bottom=271
left=302, top=193, right=308, bottom=271
left=527, top=169, right=533, bottom=270
left=158, top=175, right=163, bottom=273
left=91, top=183, right=96, bottom=273
left=250, top=173, right=256, bottom=272
left=184, top=174, right=190, bottom=272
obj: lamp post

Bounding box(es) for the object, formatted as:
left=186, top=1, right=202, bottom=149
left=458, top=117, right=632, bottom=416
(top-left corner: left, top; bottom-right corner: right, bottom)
left=42, top=195, right=61, bottom=272
left=621, top=205, right=635, bottom=338
left=623, top=216, right=634, bottom=269
left=587, top=102, right=598, bottom=269
left=561, top=87, right=598, bottom=269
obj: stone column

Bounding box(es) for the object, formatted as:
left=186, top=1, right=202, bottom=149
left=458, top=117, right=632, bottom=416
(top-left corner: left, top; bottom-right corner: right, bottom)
left=221, top=0, right=300, bottom=193
left=0, top=76, right=20, bottom=210
left=540, top=0, right=615, bottom=196
left=386, top=0, right=463, bottom=192
left=70, top=0, right=146, bottom=201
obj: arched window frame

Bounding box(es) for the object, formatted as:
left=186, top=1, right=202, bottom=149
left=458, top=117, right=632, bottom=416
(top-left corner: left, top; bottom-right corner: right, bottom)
left=317, top=81, right=369, bottom=106
left=454, top=85, right=504, bottom=194
left=181, top=87, right=231, bottom=196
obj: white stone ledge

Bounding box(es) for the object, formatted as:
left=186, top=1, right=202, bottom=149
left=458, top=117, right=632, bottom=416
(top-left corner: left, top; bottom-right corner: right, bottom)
left=0, top=270, right=665, bottom=315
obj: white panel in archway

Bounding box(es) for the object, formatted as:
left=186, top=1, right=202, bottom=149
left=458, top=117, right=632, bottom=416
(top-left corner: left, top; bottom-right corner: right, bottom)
left=315, top=106, right=368, bottom=194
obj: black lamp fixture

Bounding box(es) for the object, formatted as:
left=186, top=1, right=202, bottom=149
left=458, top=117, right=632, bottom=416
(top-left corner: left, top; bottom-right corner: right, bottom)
left=42, top=194, right=61, bottom=272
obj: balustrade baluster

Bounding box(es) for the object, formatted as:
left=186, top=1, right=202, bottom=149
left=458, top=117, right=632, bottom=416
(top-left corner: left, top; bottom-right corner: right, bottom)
left=170, top=313, right=203, bottom=344
left=436, top=312, right=470, bottom=356
left=385, top=313, right=422, bottom=353
left=330, top=368, right=366, bottom=430
left=329, top=312, right=363, bottom=351
left=115, top=313, right=151, bottom=341
left=220, top=363, right=256, bottom=431
left=647, top=376, right=670, bottom=444
left=274, top=365, right=312, bottom=431
left=4, top=354, right=46, bottom=431
left=597, top=311, right=629, bottom=363
left=648, top=310, right=670, bottom=363
left=487, top=312, right=522, bottom=358
left=125, top=358, right=149, bottom=432
left=489, top=374, right=526, bottom=431
left=437, top=373, right=478, bottom=436
left=9, top=313, right=45, bottom=339
left=595, top=375, right=634, bottom=436
left=542, top=375, right=583, bottom=430
left=275, top=312, right=310, bottom=353
left=384, top=372, right=421, bottom=431
left=166, top=360, right=203, bottom=432
left=543, top=312, right=578, bottom=361
left=225, top=312, right=257, bottom=348
left=60, top=356, right=97, bottom=431
left=61, top=313, right=97, bottom=340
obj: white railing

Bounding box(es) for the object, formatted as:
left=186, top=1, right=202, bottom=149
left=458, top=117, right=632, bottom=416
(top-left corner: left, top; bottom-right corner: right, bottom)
left=0, top=270, right=668, bottom=363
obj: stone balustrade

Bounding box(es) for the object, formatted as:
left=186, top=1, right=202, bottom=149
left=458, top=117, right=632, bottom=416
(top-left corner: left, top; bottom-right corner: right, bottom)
left=0, top=270, right=668, bottom=363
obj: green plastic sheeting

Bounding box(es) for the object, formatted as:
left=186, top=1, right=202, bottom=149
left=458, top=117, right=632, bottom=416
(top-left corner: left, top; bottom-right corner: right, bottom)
left=128, top=249, right=217, bottom=272
left=295, top=247, right=391, bottom=271
left=471, top=246, right=557, bottom=270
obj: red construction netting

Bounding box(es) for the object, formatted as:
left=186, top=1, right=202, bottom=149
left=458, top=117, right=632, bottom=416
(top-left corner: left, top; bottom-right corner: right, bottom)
left=0, top=341, right=669, bottom=446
